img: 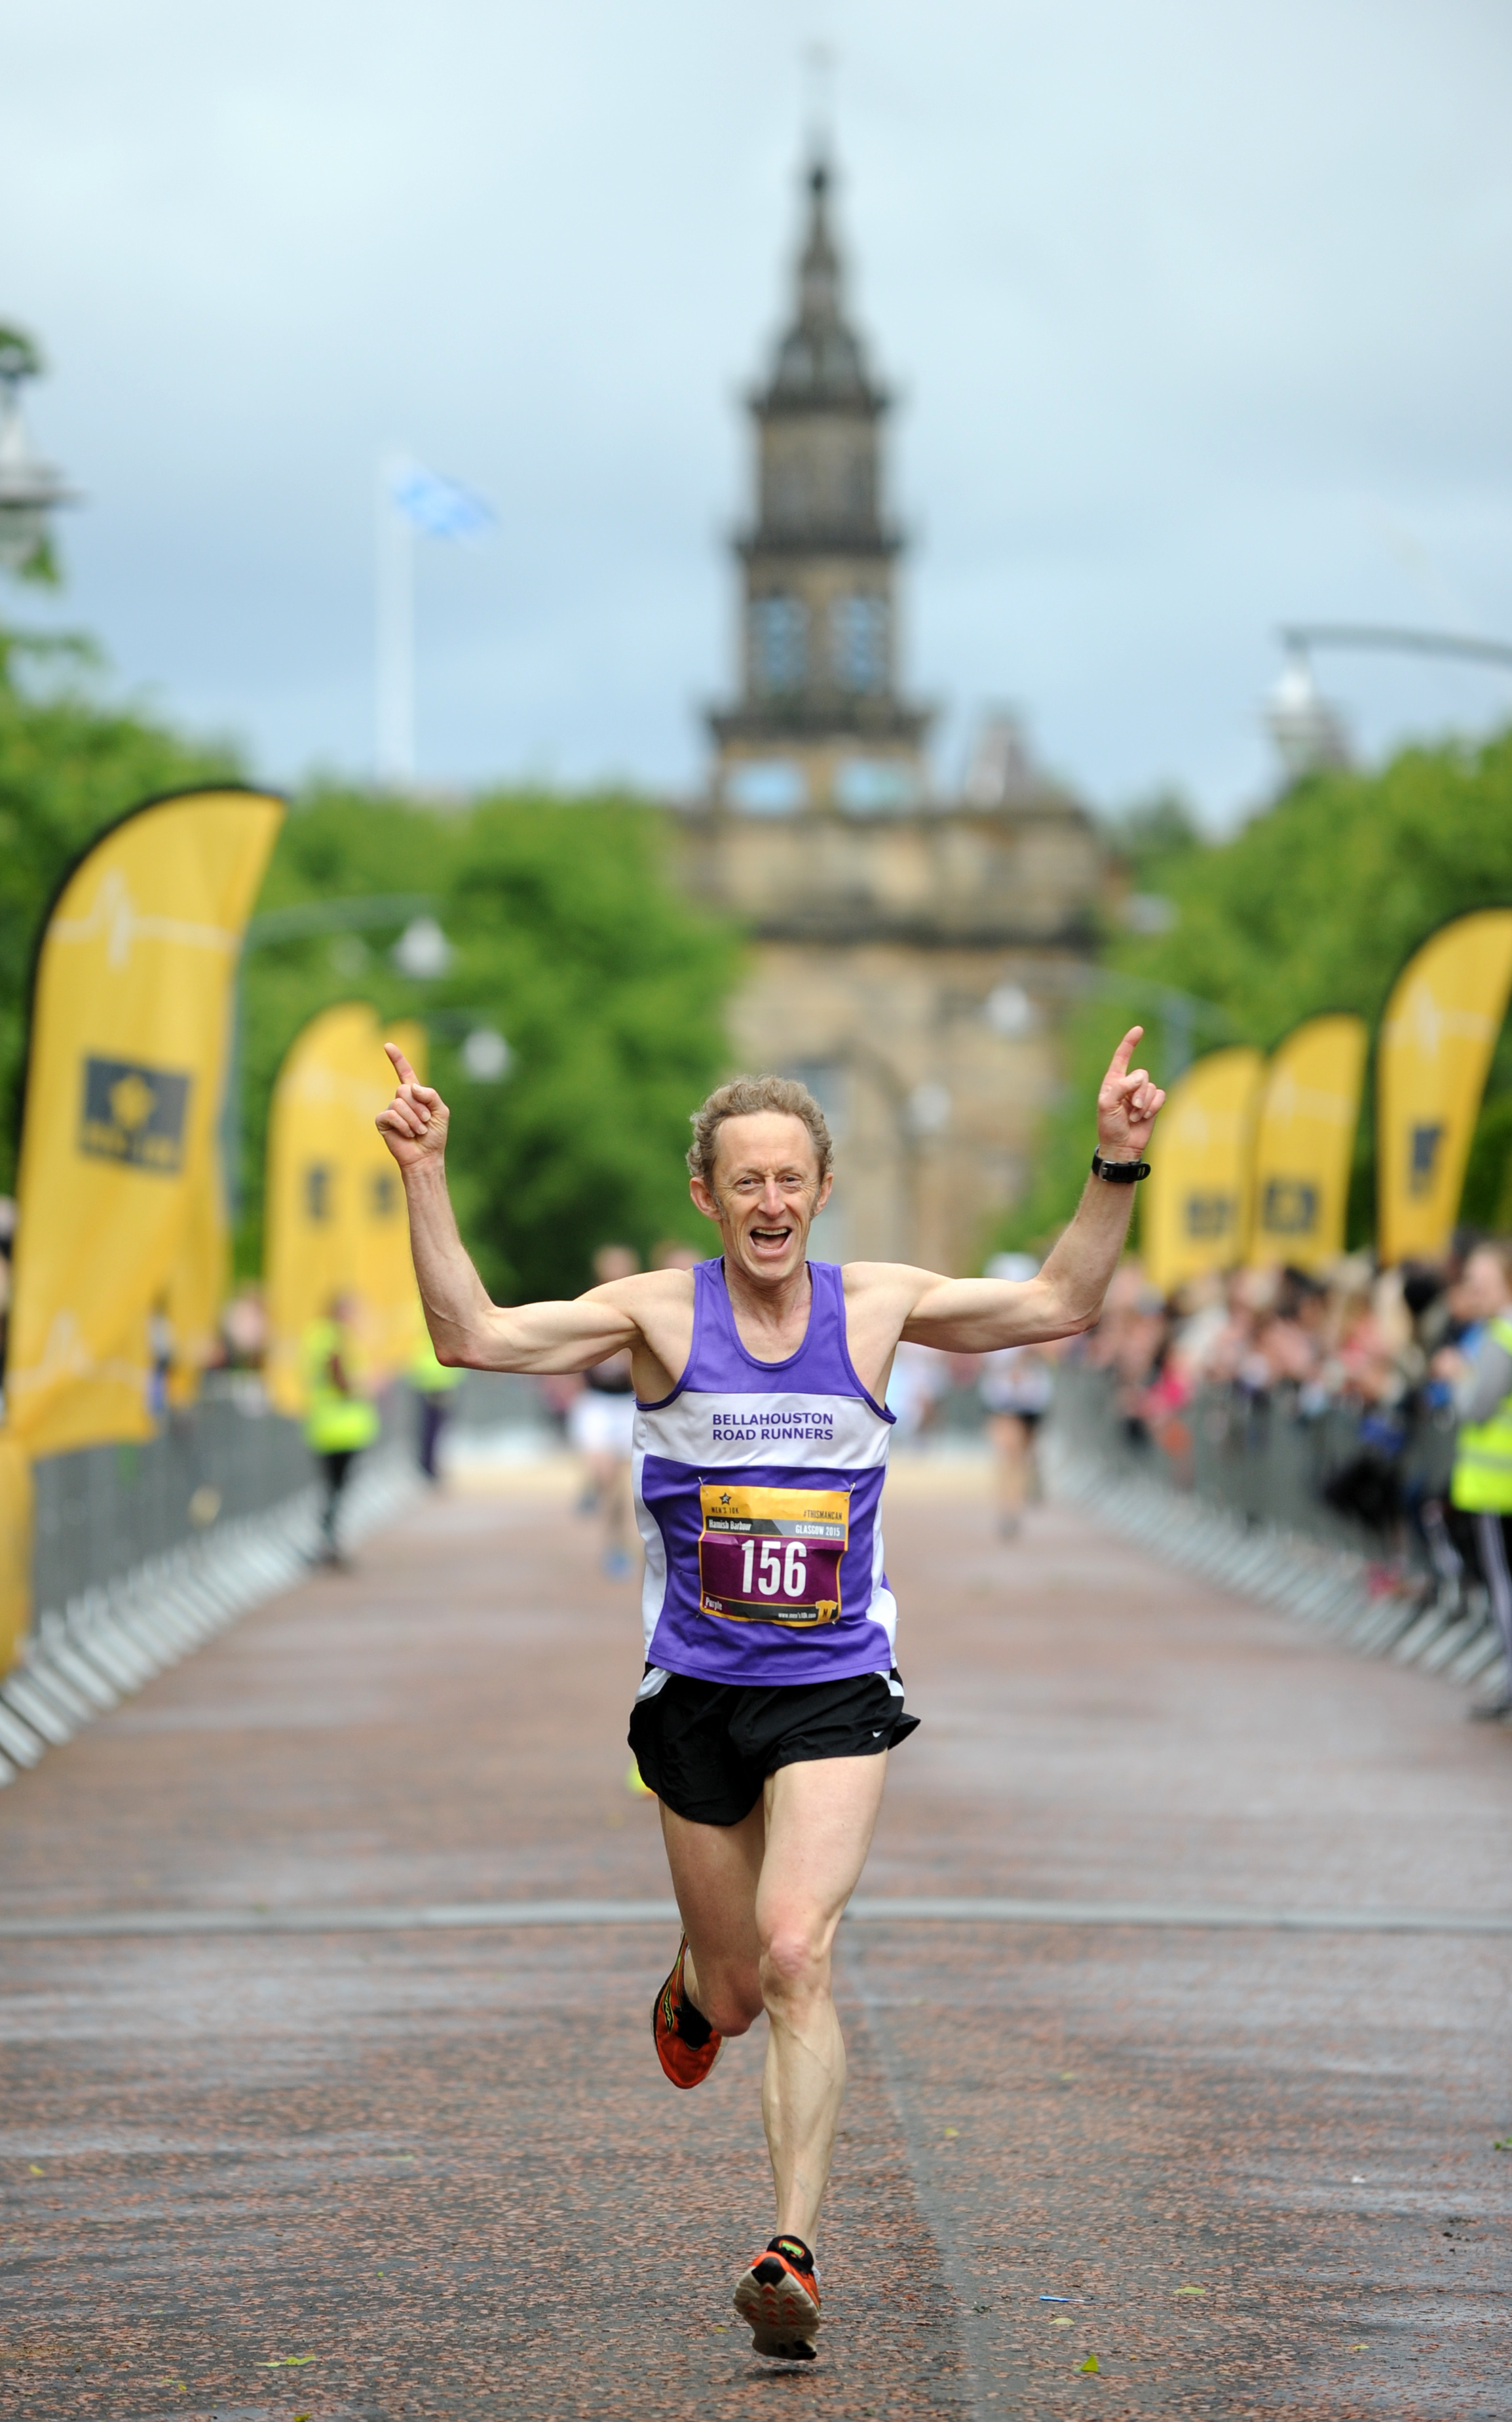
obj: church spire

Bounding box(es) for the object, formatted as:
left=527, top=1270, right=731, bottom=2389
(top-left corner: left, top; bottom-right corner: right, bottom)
left=707, top=139, right=932, bottom=815
left=764, top=152, right=879, bottom=410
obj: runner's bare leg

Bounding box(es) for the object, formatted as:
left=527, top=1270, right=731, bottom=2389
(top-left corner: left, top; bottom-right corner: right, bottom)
left=989, top=1410, right=1032, bottom=1533
left=583, top=1450, right=633, bottom=1560
left=661, top=1752, right=889, bottom=2242
left=757, top=1756, right=888, bottom=2237
left=601, top=1453, right=633, bottom=1560
left=661, top=1796, right=766, bottom=2037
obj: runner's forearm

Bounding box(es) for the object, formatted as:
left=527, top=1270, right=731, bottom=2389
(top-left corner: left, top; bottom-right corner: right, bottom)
left=400, top=1159, right=509, bottom=1365
left=1030, top=1171, right=1138, bottom=1334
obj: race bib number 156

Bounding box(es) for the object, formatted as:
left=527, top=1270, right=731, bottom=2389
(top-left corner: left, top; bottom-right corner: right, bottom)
left=698, top=1483, right=849, bottom=1626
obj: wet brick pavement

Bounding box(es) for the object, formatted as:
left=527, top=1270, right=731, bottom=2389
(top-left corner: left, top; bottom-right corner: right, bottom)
left=1, top=1461, right=1508, bottom=2418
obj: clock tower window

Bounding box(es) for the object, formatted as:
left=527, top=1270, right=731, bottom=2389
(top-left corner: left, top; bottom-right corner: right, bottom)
left=831, top=594, right=888, bottom=695
left=751, top=595, right=809, bottom=695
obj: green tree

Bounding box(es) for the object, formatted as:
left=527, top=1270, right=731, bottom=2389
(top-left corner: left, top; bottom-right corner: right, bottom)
left=998, top=728, right=1512, bottom=1254
left=0, top=648, right=738, bottom=1299
left=238, top=784, right=737, bottom=1299
left=0, top=328, right=64, bottom=585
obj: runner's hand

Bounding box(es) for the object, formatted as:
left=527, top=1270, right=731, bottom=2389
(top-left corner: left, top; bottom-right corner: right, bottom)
left=376, top=1042, right=450, bottom=1170
left=1096, top=1027, right=1165, bottom=1159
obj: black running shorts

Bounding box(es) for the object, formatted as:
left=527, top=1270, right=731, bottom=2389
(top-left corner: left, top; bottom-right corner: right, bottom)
left=627, top=1666, right=920, bottom=1827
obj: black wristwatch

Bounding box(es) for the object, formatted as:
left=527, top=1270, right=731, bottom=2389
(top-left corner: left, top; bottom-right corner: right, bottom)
left=1091, top=1149, right=1150, bottom=1183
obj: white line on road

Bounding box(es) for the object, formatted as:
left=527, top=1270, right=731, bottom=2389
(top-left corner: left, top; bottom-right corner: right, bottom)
left=0, top=1895, right=1507, bottom=1940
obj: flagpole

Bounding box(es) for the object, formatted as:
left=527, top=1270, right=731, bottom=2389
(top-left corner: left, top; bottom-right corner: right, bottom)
left=375, top=453, right=415, bottom=788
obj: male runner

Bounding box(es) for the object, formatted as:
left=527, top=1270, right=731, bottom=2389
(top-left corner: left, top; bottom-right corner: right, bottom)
left=375, top=1028, right=1163, bottom=2362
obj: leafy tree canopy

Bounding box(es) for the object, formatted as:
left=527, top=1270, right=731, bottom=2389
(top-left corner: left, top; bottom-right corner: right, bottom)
left=1000, top=728, right=1512, bottom=1254
left=0, top=640, right=736, bottom=1301
left=0, top=325, right=45, bottom=384
left=246, top=785, right=736, bottom=1299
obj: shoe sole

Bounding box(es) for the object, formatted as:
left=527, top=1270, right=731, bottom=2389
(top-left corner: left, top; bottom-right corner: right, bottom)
left=734, top=2267, right=820, bottom=2361
left=653, top=2031, right=722, bottom=2088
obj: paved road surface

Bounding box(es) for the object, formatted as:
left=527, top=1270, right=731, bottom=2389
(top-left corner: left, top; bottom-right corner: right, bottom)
left=1, top=1460, right=1507, bottom=2419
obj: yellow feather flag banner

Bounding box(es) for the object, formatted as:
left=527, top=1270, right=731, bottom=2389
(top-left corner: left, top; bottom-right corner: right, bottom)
left=264, top=1005, right=426, bottom=1417
left=1142, top=1046, right=1266, bottom=1296
left=0, top=1440, right=34, bottom=1678
left=1247, top=1013, right=1369, bottom=1270
left=4, top=788, right=284, bottom=1457
left=163, top=1093, right=233, bottom=1411
left=1378, top=910, right=1512, bottom=1265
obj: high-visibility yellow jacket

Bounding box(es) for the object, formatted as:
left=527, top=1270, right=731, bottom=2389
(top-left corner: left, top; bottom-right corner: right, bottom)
left=408, top=1336, right=466, bottom=1397
left=1450, top=1314, right=1512, bottom=1514
left=301, top=1317, right=380, bottom=1453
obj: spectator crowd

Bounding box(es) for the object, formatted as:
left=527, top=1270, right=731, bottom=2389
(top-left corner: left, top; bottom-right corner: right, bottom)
left=1070, top=1235, right=1512, bottom=1718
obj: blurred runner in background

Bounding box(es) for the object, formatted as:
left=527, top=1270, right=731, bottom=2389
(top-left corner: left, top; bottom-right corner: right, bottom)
left=568, top=1243, right=639, bottom=1578
left=301, top=1295, right=378, bottom=1567
left=884, top=1338, right=947, bottom=1444
left=220, top=1283, right=267, bottom=1372
left=652, top=1239, right=702, bottom=1273
left=979, top=1252, right=1054, bottom=1537
left=409, top=1332, right=465, bottom=1483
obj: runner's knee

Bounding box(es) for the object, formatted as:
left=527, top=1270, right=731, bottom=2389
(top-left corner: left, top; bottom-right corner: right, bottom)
left=758, top=1917, right=832, bottom=2005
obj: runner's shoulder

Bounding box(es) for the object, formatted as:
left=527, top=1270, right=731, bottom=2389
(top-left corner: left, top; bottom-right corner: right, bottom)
left=580, top=1266, right=697, bottom=1320
left=839, top=1259, right=949, bottom=1307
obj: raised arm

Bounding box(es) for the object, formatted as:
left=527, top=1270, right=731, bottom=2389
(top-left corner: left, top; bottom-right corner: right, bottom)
left=375, top=1044, right=641, bottom=1374
left=883, top=1028, right=1165, bottom=1354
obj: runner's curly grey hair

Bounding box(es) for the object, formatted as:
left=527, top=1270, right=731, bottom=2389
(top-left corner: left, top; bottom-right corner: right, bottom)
left=687, top=1075, right=833, bottom=1189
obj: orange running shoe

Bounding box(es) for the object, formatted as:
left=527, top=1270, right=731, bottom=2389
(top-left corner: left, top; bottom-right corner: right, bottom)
left=651, top=1934, right=722, bottom=2088
left=733, top=2238, right=822, bottom=2361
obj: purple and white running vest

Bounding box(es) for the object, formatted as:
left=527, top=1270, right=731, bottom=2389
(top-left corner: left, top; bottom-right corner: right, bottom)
left=633, top=1258, right=897, bottom=1687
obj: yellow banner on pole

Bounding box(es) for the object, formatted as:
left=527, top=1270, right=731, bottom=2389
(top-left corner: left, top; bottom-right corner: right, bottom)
left=1142, top=1046, right=1265, bottom=1296
left=264, top=1004, right=426, bottom=1417
left=4, top=788, right=284, bottom=1455
left=1247, top=1013, right=1368, bottom=1270
left=163, top=1126, right=231, bottom=1410
left=1378, top=910, right=1512, bottom=1265
left=0, top=1438, right=34, bottom=1677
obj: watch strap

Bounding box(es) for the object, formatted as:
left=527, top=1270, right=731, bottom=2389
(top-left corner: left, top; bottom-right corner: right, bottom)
left=1091, top=1149, right=1150, bottom=1183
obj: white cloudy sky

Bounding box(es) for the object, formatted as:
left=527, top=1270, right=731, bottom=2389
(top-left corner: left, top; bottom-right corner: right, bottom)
left=4, top=0, right=1511, bottom=820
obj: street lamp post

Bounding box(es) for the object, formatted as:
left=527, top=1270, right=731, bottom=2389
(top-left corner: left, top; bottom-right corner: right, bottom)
left=1268, top=623, right=1512, bottom=783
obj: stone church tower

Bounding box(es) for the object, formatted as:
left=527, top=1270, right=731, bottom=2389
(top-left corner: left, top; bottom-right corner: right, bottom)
left=706, top=155, right=929, bottom=817
left=678, top=147, right=1101, bottom=1273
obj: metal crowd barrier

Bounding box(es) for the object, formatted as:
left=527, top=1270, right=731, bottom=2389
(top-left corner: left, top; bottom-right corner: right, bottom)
left=0, top=1378, right=421, bottom=1788
left=31, top=1377, right=314, bottom=1615
left=1049, top=1364, right=1462, bottom=1559
left=1046, top=1366, right=1507, bottom=1703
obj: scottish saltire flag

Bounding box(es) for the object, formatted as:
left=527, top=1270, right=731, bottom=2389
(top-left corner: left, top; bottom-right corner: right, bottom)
left=389, top=460, right=495, bottom=541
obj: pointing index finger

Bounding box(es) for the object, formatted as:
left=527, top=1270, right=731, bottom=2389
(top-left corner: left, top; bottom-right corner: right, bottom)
left=385, top=1041, right=419, bottom=1089
left=1108, top=1026, right=1144, bottom=1081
